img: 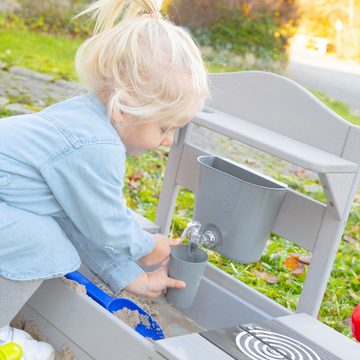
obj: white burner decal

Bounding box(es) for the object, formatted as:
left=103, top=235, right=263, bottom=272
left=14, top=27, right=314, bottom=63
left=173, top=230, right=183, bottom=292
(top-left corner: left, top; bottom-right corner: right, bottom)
left=235, top=329, right=321, bottom=360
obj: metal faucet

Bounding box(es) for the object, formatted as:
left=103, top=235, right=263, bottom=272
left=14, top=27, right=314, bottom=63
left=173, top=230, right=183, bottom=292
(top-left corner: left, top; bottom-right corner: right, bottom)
left=181, top=221, right=218, bottom=250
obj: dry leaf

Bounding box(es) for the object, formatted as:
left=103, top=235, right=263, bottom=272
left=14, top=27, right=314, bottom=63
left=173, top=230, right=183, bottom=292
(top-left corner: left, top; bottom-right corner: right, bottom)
left=292, top=267, right=305, bottom=276
left=298, top=255, right=311, bottom=265
left=284, top=254, right=300, bottom=271
left=349, top=290, right=360, bottom=301
left=343, top=234, right=356, bottom=244
left=294, top=168, right=306, bottom=177
left=126, top=172, right=144, bottom=188
left=245, top=158, right=256, bottom=165
left=254, top=270, right=279, bottom=284
left=284, top=254, right=305, bottom=276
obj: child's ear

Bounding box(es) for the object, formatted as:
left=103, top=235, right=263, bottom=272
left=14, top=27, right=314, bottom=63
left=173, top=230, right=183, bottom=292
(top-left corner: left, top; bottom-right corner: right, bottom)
left=111, top=108, right=124, bottom=125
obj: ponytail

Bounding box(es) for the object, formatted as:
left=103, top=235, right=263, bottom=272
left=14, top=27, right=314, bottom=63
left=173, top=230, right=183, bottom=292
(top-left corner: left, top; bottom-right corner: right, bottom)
left=75, top=0, right=164, bottom=33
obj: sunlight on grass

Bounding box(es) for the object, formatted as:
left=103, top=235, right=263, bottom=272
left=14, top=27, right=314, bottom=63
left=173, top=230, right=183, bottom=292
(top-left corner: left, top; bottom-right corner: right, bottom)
left=0, top=28, right=81, bottom=80
left=311, top=89, right=360, bottom=126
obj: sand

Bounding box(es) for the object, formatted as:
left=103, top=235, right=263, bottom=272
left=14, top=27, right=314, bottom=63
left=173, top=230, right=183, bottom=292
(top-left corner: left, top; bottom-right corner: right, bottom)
left=91, top=277, right=204, bottom=337
left=10, top=313, right=75, bottom=360
left=113, top=308, right=153, bottom=330
left=60, top=278, right=87, bottom=295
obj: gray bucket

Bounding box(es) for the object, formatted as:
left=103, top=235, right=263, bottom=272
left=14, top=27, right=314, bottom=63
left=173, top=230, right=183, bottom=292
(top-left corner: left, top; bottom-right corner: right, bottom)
left=166, top=245, right=208, bottom=309
left=194, top=156, right=288, bottom=263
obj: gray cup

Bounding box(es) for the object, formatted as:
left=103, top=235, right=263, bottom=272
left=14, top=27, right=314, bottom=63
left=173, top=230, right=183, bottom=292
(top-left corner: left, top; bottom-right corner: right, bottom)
left=166, top=245, right=208, bottom=309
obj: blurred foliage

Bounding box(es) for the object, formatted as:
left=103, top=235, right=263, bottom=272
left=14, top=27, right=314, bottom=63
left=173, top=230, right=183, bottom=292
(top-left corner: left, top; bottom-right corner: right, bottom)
left=1, top=0, right=92, bottom=38
left=297, top=0, right=360, bottom=60
left=0, top=0, right=300, bottom=68
left=169, top=0, right=300, bottom=67
left=197, top=10, right=286, bottom=64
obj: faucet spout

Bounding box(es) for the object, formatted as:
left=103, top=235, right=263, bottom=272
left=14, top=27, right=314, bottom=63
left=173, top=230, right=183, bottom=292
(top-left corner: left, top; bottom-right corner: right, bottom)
left=181, top=221, right=219, bottom=249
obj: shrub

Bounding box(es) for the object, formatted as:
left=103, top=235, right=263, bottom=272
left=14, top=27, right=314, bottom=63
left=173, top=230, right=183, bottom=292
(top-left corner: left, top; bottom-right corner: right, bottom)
left=169, top=0, right=300, bottom=66
left=2, top=0, right=92, bottom=38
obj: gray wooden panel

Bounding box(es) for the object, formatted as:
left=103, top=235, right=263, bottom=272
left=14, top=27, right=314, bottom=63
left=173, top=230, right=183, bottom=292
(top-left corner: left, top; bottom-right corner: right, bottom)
left=21, top=305, right=94, bottom=360
left=27, top=279, right=155, bottom=360
left=175, top=143, right=208, bottom=192
left=176, top=144, right=326, bottom=251
left=342, top=125, right=360, bottom=164
left=207, top=72, right=350, bottom=157
left=277, top=313, right=360, bottom=360
left=155, top=334, right=233, bottom=360
left=272, top=189, right=326, bottom=251
left=130, top=209, right=160, bottom=233
left=181, top=263, right=289, bottom=331
left=193, top=110, right=357, bottom=173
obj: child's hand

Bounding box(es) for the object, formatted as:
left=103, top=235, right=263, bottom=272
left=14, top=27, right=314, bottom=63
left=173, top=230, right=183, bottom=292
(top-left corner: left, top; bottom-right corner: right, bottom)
left=139, top=233, right=181, bottom=267
left=123, top=262, right=186, bottom=299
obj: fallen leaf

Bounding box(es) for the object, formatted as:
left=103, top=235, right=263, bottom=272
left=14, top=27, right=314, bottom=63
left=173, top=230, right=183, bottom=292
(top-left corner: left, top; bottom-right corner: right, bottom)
left=284, top=254, right=300, bottom=271
left=129, top=172, right=143, bottom=181
left=356, top=275, right=360, bottom=282
left=349, top=291, right=360, bottom=301
left=298, top=255, right=311, bottom=265
left=343, top=234, right=356, bottom=244
left=126, top=172, right=144, bottom=188
left=294, top=168, right=306, bottom=177
left=254, top=270, right=279, bottom=284
left=352, top=225, right=360, bottom=233
left=284, top=254, right=305, bottom=276
left=292, top=267, right=305, bottom=276
left=245, top=158, right=256, bottom=165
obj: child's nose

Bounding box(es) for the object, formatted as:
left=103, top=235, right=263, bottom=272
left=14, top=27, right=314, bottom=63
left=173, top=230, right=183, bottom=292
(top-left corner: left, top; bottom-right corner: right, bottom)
left=161, top=133, right=174, bottom=147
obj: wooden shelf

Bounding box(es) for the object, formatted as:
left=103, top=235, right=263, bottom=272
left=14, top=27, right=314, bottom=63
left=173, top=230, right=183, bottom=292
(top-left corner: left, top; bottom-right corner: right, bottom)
left=194, top=109, right=358, bottom=174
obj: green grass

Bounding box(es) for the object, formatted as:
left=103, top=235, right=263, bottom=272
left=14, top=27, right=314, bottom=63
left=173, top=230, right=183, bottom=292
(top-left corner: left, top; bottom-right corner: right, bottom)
left=311, top=89, right=360, bottom=126
left=0, top=27, right=81, bottom=80
left=1, top=26, right=360, bottom=338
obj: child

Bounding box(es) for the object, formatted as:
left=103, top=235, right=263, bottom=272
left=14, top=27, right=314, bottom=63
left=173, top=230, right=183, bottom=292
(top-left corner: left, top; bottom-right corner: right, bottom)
left=0, top=0, right=209, bottom=358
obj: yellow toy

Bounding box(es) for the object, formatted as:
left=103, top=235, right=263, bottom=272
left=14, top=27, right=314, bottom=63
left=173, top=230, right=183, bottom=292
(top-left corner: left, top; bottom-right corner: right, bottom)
left=0, top=343, right=22, bottom=360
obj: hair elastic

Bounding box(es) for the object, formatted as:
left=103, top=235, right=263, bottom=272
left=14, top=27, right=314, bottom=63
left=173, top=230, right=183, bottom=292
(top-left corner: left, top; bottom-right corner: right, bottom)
left=146, top=10, right=162, bottom=19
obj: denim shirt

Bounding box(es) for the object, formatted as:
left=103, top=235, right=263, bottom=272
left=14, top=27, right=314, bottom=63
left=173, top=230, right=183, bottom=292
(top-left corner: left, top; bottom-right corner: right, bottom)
left=0, top=93, right=155, bottom=292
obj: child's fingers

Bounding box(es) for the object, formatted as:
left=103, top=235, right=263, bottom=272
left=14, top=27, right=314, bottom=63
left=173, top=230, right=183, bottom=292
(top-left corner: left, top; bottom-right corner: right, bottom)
left=166, top=276, right=186, bottom=289
left=168, top=237, right=182, bottom=247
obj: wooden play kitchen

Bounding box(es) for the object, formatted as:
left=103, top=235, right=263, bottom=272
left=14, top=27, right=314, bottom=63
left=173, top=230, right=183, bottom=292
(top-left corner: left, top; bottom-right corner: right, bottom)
left=21, top=72, right=360, bottom=359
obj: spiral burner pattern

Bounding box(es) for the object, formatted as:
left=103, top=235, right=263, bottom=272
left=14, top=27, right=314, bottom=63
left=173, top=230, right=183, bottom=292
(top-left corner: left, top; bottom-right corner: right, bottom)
left=235, top=328, right=321, bottom=360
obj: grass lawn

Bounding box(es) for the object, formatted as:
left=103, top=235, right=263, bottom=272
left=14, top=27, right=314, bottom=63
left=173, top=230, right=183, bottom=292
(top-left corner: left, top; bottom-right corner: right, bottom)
left=0, top=27, right=81, bottom=80
left=1, top=26, right=359, bottom=338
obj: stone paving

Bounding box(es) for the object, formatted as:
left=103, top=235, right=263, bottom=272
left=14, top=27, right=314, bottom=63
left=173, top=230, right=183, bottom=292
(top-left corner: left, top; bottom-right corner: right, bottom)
left=0, top=64, right=82, bottom=114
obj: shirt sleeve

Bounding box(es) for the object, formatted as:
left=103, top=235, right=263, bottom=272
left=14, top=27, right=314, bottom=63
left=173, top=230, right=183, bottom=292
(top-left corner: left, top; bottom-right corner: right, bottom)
left=41, top=143, right=155, bottom=263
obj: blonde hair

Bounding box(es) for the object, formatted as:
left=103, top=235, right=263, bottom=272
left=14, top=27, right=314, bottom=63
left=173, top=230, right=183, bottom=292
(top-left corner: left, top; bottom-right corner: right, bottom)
left=74, top=0, right=209, bottom=126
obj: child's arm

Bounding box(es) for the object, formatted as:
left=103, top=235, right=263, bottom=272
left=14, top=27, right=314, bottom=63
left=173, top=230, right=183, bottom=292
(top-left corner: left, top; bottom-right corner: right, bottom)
left=123, top=261, right=186, bottom=299
left=139, top=233, right=182, bottom=267
left=41, top=143, right=156, bottom=291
